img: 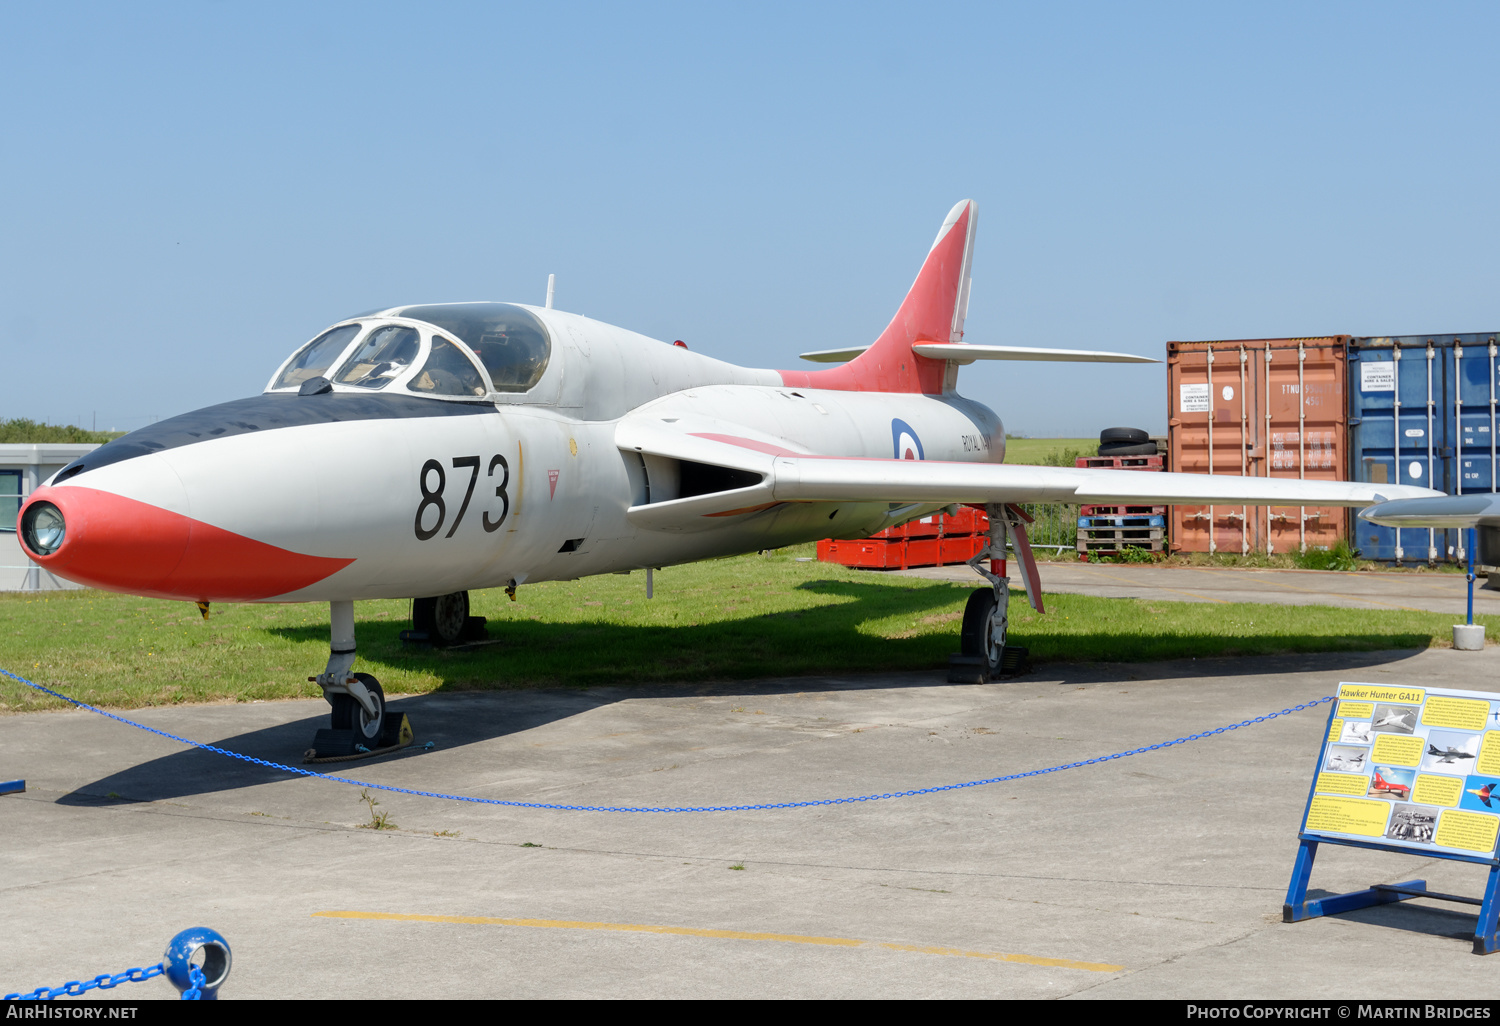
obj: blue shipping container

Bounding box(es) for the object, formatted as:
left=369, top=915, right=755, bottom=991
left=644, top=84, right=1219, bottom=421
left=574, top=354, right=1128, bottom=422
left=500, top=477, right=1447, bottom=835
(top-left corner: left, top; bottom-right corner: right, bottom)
left=1349, top=332, right=1500, bottom=563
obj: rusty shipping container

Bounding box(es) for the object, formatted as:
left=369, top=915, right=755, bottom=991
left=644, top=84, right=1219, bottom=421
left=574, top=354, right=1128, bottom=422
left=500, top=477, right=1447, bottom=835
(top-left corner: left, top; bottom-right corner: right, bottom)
left=1166, top=337, right=1350, bottom=555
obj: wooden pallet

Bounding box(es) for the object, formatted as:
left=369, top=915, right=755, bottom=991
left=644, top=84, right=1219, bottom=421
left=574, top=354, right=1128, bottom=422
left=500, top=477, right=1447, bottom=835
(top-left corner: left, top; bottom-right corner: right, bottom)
left=1077, top=527, right=1165, bottom=554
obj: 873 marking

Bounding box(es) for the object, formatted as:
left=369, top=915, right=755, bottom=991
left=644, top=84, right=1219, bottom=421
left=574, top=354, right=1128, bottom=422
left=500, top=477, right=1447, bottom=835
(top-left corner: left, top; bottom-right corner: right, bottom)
left=415, top=454, right=511, bottom=540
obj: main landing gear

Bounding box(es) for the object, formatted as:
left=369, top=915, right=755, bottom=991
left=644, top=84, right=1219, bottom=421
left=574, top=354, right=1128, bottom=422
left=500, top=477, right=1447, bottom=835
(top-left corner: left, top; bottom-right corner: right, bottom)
left=305, top=600, right=414, bottom=762
left=407, top=590, right=487, bottom=646
left=948, top=503, right=1033, bottom=684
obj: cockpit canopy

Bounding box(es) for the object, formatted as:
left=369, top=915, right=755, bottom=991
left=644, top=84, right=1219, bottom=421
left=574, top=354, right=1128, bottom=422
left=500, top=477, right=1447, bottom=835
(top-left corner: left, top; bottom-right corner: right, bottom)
left=266, top=303, right=553, bottom=399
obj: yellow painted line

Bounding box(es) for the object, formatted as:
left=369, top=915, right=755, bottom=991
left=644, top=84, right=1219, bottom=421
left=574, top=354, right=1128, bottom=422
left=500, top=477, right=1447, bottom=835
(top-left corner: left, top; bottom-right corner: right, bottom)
left=313, top=910, right=1123, bottom=973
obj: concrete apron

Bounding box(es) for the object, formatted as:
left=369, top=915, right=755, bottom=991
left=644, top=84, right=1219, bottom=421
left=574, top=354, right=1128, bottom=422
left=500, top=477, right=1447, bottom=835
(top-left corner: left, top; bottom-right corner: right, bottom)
left=6, top=649, right=1500, bottom=999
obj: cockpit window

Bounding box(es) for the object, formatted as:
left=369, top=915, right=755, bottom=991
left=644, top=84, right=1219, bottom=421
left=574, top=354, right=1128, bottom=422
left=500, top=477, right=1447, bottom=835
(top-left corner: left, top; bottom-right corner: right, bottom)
left=394, top=304, right=551, bottom=393
left=408, top=335, right=489, bottom=397
left=273, top=324, right=362, bottom=389
left=333, top=325, right=421, bottom=389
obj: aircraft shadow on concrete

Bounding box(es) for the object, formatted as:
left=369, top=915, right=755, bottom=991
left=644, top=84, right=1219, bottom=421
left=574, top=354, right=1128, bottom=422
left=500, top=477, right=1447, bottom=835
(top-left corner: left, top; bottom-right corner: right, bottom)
left=58, top=688, right=616, bottom=807
left=60, top=578, right=1436, bottom=805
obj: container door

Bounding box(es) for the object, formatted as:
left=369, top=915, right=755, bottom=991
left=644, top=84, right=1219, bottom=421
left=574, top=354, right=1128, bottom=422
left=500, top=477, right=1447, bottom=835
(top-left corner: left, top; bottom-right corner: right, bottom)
left=1263, top=339, right=1347, bottom=555
left=1167, top=344, right=1256, bottom=554
left=1350, top=335, right=1484, bottom=564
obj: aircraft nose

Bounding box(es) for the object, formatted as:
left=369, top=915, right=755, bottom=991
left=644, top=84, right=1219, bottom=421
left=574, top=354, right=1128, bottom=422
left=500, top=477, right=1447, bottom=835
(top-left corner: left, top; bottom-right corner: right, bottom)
left=18, top=483, right=193, bottom=595
left=18, top=468, right=354, bottom=602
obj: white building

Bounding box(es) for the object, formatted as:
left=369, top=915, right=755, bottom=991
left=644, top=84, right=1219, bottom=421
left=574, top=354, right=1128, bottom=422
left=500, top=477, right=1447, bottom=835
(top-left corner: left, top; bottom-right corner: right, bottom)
left=1, top=443, right=100, bottom=591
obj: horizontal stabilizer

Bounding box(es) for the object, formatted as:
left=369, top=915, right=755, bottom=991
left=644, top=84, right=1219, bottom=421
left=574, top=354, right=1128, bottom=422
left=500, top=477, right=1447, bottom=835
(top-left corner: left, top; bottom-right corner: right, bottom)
left=799, top=346, right=871, bottom=363
left=798, top=343, right=1157, bottom=365
left=910, top=343, right=1157, bottom=365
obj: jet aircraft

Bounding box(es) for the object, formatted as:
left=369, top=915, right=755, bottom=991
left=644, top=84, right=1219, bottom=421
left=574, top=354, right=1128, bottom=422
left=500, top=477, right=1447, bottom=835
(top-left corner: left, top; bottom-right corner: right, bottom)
left=1427, top=743, right=1477, bottom=765
left=1373, top=708, right=1417, bottom=731
left=1327, top=750, right=1367, bottom=773
left=14, top=199, right=1441, bottom=753
left=1468, top=782, right=1498, bottom=808
left=1369, top=768, right=1410, bottom=799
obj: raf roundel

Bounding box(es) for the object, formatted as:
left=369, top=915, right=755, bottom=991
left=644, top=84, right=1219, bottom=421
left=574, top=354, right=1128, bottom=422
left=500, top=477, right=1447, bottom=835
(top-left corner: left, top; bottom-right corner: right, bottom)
left=891, top=419, right=924, bottom=461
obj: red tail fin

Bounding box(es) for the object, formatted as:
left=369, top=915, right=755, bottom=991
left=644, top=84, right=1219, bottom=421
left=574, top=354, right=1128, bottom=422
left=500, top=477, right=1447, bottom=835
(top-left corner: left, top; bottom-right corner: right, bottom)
left=781, top=199, right=976, bottom=394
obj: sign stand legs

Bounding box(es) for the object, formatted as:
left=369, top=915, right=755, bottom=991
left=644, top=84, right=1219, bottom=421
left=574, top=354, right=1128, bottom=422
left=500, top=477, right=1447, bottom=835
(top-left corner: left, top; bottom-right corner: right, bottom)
left=1282, top=839, right=1427, bottom=923
left=1474, top=864, right=1500, bottom=954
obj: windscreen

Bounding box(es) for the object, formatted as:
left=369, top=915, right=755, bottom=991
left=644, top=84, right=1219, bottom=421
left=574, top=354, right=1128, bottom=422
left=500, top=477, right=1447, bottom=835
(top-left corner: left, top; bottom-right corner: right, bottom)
left=272, top=324, right=362, bottom=389
left=333, top=325, right=421, bottom=389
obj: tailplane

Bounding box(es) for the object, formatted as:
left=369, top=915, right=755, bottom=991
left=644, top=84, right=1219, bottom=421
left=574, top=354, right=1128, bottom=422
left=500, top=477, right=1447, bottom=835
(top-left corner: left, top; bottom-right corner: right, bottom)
left=780, top=199, right=976, bottom=394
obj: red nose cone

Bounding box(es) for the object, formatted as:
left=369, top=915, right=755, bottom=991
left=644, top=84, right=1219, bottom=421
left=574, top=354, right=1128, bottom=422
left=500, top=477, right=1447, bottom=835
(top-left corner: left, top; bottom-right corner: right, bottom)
left=20, top=486, right=352, bottom=601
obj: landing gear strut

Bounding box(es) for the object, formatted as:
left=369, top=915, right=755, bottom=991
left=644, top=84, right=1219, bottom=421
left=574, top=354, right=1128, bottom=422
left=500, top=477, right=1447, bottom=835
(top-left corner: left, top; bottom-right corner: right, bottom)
left=305, top=600, right=412, bottom=762
left=948, top=503, right=1036, bottom=684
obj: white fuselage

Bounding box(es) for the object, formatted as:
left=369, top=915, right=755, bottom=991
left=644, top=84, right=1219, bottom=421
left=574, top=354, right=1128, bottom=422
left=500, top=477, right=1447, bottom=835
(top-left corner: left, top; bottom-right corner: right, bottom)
left=25, top=306, right=1005, bottom=603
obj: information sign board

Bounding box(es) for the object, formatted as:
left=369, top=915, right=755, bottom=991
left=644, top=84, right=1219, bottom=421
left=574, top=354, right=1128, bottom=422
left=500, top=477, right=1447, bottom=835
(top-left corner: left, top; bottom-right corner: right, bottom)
left=1301, top=682, right=1500, bottom=863
left=1286, top=681, right=1500, bottom=955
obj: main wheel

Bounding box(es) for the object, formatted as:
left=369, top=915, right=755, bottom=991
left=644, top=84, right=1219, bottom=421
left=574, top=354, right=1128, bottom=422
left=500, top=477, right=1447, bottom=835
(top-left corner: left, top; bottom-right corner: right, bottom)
left=413, top=591, right=470, bottom=645
left=1097, top=441, right=1158, bottom=456
left=1098, top=426, right=1150, bottom=444
left=959, top=587, right=1008, bottom=678
left=330, top=673, right=385, bottom=745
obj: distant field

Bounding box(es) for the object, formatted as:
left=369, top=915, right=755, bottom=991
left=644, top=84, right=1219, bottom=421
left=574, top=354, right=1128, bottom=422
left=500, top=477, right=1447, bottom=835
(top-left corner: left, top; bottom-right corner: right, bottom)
left=1003, top=438, right=1095, bottom=465
left=0, top=545, right=1483, bottom=713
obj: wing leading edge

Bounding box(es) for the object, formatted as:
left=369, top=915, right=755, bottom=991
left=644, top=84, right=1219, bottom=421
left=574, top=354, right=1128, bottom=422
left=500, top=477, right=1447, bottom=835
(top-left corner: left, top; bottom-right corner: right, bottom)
left=770, top=456, right=1442, bottom=507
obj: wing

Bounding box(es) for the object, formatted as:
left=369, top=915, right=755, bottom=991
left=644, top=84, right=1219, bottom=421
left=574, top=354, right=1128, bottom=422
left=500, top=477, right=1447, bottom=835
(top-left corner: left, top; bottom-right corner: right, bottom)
left=618, top=419, right=1443, bottom=531
left=1361, top=493, right=1500, bottom=528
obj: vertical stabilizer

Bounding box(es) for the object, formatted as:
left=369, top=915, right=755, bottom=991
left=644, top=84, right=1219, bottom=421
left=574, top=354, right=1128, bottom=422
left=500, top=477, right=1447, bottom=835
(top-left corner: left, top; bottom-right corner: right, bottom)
left=781, top=199, right=977, bottom=394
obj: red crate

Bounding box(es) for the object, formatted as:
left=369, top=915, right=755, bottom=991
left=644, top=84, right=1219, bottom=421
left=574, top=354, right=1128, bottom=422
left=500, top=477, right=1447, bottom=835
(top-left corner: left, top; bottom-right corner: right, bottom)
left=904, top=514, right=944, bottom=539
left=819, top=509, right=995, bottom=570
left=817, top=538, right=908, bottom=568
left=945, top=506, right=989, bottom=535
left=903, top=538, right=941, bottom=566
left=941, top=535, right=987, bottom=564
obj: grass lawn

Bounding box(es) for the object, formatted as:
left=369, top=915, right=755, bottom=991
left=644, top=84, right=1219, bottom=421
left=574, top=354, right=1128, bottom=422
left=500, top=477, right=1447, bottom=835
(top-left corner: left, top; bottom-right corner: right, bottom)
left=1002, top=438, right=1096, bottom=465
left=0, top=546, right=1485, bottom=713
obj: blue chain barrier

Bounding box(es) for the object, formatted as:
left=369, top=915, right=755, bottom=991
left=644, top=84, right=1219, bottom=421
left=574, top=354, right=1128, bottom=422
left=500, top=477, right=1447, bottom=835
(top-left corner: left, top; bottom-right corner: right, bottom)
left=7, top=927, right=229, bottom=1001
left=5, top=963, right=164, bottom=1001
left=181, top=964, right=207, bottom=1001
left=1, top=664, right=1335, bottom=813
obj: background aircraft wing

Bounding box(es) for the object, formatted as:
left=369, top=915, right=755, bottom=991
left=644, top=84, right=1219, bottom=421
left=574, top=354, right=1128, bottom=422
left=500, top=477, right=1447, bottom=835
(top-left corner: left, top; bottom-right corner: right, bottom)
left=1361, top=493, right=1500, bottom=529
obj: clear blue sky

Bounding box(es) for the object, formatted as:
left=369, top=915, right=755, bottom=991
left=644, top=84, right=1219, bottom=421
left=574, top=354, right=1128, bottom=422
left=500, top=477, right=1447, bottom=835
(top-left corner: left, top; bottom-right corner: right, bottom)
left=2, top=2, right=1496, bottom=436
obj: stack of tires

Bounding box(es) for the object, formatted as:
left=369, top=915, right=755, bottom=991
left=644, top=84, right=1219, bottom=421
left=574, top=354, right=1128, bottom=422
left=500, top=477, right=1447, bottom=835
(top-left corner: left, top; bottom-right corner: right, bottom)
left=1097, top=426, right=1157, bottom=457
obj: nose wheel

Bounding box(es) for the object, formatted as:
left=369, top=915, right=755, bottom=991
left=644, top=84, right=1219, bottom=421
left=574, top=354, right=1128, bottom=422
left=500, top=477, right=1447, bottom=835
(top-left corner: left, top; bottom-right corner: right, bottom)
left=329, top=672, right=385, bottom=745
left=305, top=601, right=419, bottom=763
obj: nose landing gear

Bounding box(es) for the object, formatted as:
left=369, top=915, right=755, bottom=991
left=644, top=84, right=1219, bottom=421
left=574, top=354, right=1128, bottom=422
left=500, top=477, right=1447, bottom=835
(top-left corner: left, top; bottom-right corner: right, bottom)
left=305, top=600, right=416, bottom=763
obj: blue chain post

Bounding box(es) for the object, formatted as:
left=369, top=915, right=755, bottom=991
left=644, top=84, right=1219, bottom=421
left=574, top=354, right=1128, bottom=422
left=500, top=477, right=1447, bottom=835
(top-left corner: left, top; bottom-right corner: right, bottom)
left=163, top=927, right=231, bottom=1000
left=1469, top=526, right=1476, bottom=627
